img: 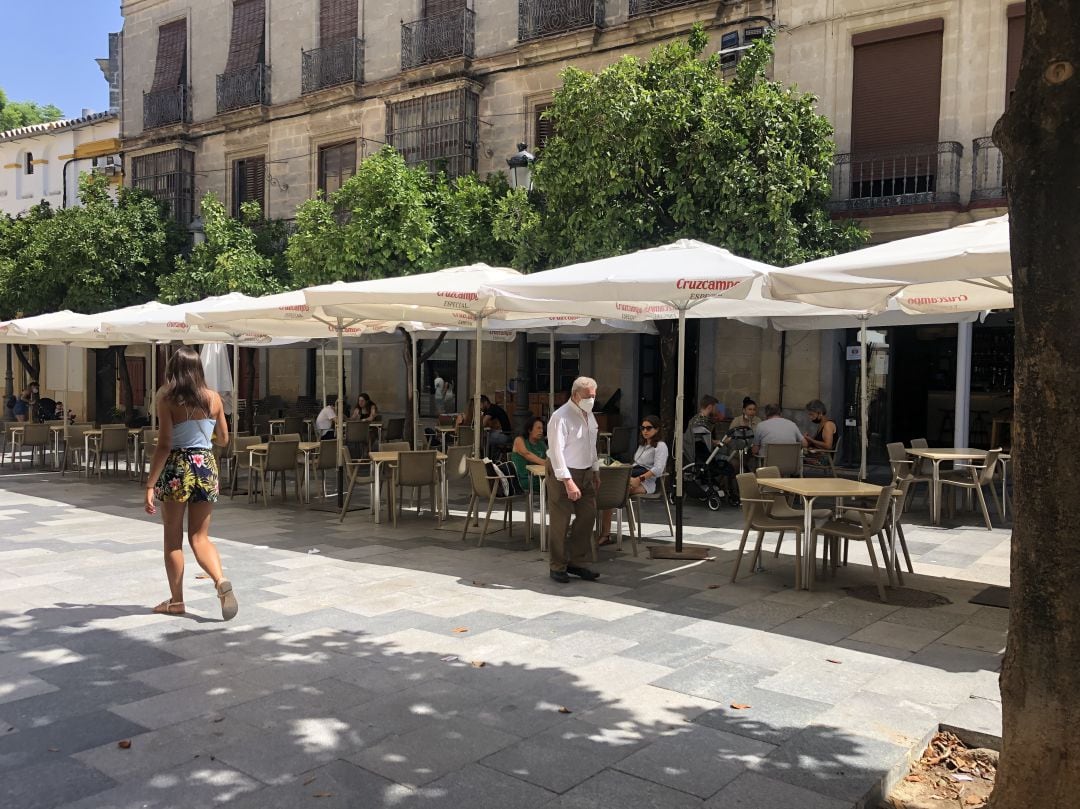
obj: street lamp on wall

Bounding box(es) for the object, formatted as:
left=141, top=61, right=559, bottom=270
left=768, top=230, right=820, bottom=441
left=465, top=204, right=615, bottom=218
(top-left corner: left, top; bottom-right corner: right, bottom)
left=506, top=143, right=535, bottom=191
left=188, top=214, right=206, bottom=247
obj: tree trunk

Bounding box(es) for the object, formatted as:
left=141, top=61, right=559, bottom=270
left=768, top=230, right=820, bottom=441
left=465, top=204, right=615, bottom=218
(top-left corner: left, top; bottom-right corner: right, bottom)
left=114, top=346, right=135, bottom=425
left=991, top=3, right=1080, bottom=806
left=14, top=345, right=40, bottom=381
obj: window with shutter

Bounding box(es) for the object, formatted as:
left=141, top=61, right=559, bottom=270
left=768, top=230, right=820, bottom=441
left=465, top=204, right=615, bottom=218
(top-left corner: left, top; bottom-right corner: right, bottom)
left=132, top=149, right=196, bottom=226
left=233, top=156, right=266, bottom=217
left=535, top=103, right=554, bottom=152
left=424, top=0, right=465, bottom=19
left=318, top=142, right=357, bottom=195
left=1006, top=4, right=1025, bottom=104
left=851, top=20, right=944, bottom=154
left=386, top=89, right=478, bottom=178
left=151, top=20, right=187, bottom=91
left=320, top=0, right=357, bottom=46
left=226, top=0, right=266, bottom=73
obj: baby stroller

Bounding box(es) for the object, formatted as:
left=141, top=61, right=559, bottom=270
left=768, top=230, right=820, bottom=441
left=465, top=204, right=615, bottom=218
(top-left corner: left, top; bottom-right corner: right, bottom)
left=672, top=426, right=740, bottom=511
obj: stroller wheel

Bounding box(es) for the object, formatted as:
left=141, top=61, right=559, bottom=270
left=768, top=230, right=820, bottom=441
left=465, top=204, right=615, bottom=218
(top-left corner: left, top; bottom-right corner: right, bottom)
left=707, top=492, right=724, bottom=511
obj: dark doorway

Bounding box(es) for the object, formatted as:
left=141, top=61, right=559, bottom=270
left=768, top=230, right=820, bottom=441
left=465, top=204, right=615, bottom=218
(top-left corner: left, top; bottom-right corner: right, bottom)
left=94, top=348, right=117, bottom=422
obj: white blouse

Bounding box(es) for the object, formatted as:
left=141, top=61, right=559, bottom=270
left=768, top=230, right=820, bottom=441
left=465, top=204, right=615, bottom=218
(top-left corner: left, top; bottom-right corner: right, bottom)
left=633, top=441, right=669, bottom=494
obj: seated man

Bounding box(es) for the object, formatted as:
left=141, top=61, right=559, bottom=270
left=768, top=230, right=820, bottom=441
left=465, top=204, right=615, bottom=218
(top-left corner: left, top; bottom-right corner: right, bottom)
left=802, top=399, right=838, bottom=467
left=480, top=394, right=513, bottom=454
left=751, top=403, right=808, bottom=457
left=688, top=395, right=721, bottom=445
left=315, top=400, right=338, bottom=440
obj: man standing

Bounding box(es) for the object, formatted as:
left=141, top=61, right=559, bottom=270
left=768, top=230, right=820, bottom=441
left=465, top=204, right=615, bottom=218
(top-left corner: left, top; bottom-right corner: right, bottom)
left=546, top=376, right=601, bottom=583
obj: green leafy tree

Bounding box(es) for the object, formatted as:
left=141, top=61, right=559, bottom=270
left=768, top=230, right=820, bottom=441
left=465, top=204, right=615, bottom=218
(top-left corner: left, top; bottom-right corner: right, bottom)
left=511, top=27, right=867, bottom=437
left=0, top=87, right=64, bottom=131
left=159, top=194, right=288, bottom=304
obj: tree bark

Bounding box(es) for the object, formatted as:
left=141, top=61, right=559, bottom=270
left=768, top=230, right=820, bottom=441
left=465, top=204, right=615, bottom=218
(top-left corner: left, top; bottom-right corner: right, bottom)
left=991, top=3, right=1080, bottom=806
left=13, top=345, right=39, bottom=382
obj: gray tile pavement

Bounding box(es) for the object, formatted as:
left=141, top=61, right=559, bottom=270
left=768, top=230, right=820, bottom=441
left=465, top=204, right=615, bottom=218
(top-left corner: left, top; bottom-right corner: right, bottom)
left=0, top=467, right=1006, bottom=808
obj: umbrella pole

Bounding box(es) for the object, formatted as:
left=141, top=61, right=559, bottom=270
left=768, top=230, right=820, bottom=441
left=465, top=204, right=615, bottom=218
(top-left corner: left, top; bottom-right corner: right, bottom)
left=336, top=319, right=345, bottom=507
left=549, top=329, right=555, bottom=417
left=860, top=319, right=868, bottom=481
left=412, top=332, right=419, bottom=449
left=62, top=341, right=70, bottom=426
left=150, top=344, right=157, bottom=429
left=231, top=339, right=239, bottom=439
left=474, top=319, right=482, bottom=457
left=650, top=307, right=707, bottom=561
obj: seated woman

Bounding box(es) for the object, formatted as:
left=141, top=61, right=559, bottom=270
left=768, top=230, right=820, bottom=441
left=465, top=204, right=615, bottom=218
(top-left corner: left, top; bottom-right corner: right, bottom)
left=351, top=393, right=378, bottom=422
left=802, top=398, right=837, bottom=467
left=510, top=416, right=548, bottom=493
left=599, top=415, right=669, bottom=546
left=723, top=396, right=760, bottom=466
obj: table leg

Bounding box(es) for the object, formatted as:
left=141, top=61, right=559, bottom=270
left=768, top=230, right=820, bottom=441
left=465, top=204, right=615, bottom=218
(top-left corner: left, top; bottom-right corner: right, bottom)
left=132, top=435, right=140, bottom=481
left=84, top=435, right=90, bottom=478
left=304, top=452, right=311, bottom=504
left=888, top=496, right=901, bottom=587
left=1001, top=460, right=1009, bottom=520
left=53, top=431, right=59, bottom=470
left=803, top=495, right=816, bottom=590
left=932, top=459, right=942, bottom=525
left=373, top=460, right=382, bottom=525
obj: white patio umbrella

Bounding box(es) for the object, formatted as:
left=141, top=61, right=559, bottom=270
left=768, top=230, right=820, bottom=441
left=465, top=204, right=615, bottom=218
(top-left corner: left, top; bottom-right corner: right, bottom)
left=305, top=264, right=573, bottom=456
left=765, top=215, right=1011, bottom=314
left=200, top=343, right=233, bottom=418
left=478, top=241, right=777, bottom=555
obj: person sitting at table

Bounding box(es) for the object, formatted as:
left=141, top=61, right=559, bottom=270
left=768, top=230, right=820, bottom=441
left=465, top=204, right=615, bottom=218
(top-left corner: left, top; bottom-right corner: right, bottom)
left=751, top=403, right=807, bottom=457
left=481, top=394, right=512, bottom=454
left=730, top=397, right=760, bottom=431
left=802, top=399, right=837, bottom=467
left=511, top=416, right=548, bottom=493
left=315, top=400, right=338, bottom=440
left=599, top=415, right=669, bottom=546
left=688, top=395, right=720, bottom=441
left=352, top=393, right=378, bottom=422
left=12, top=389, right=33, bottom=422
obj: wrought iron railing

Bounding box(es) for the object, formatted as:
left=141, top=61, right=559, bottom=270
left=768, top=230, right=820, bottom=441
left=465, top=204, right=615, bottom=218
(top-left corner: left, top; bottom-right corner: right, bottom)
left=971, top=136, right=1006, bottom=202
left=401, top=8, right=475, bottom=70
left=216, top=63, right=271, bottom=114
left=518, top=0, right=604, bottom=42
left=143, top=85, right=189, bottom=129
left=629, top=0, right=704, bottom=15
left=829, top=141, right=964, bottom=212
left=302, top=37, right=364, bottom=94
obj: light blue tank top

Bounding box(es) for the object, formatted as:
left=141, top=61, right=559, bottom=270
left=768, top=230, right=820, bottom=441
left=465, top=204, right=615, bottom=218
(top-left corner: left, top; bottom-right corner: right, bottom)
left=172, top=418, right=215, bottom=450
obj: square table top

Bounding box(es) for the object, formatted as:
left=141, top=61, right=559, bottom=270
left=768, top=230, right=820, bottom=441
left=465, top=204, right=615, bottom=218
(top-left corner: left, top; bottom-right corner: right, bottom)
left=249, top=441, right=321, bottom=453
left=526, top=464, right=547, bottom=476
left=759, top=477, right=883, bottom=499
left=370, top=450, right=447, bottom=463
left=906, top=448, right=988, bottom=461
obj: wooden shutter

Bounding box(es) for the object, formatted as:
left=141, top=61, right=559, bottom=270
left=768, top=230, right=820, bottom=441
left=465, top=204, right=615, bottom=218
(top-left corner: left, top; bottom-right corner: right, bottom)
left=1006, top=4, right=1025, bottom=104
left=225, top=0, right=266, bottom=73
left=424, top=0, right=465, bottom=19
left=535, top=103, right=554, bottom=151
left=319, top=142, right=356, bottom=195
left=320, top=0, right=357, bottom=46
left=851, top=19, right=944, bottom=154
left=151, top=20, right=187, bottom=91
left=234, top=156, right=265, bottom=216
left=125, top=357, right=146, bottom=407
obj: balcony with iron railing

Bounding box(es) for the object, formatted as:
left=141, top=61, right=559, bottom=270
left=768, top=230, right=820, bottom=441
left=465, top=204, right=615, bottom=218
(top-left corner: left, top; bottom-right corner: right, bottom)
left=829, top=142, right=964, bottom=213
left=216, top=63, right=271, bottom=114
left=518, top=0, right=604, bottom=43
left=143, top=85, right=189, bottom=130
left=302, top=37, right=364, bottom=94
left=401, top=8, right=475, bottom=70
left=971, top=136, right=1007, bottom=205
left=629, top=0, right=706, bottom=16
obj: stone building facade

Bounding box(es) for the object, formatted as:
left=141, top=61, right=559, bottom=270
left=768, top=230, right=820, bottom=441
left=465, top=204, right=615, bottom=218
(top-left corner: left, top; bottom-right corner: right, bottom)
left=117, top=0, right=1017, bottom=443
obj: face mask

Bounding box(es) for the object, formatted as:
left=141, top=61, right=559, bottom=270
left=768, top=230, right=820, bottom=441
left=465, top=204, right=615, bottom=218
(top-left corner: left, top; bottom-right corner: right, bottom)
left=578, top=397, right=595, bottom=413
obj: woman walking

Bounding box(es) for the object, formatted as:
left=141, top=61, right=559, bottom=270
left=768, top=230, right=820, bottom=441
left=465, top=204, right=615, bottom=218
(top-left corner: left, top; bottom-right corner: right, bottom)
left=144, top=347, right=238, bottom=621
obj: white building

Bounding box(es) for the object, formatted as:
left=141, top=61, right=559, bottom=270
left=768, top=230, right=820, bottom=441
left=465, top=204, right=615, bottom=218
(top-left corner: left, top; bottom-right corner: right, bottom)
left=0, top=111, right=121, bottom=217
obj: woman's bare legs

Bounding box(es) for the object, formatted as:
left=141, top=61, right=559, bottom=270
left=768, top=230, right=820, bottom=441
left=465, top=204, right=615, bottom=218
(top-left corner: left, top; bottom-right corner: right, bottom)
left=186, top=501, right=224, bottom=584
left=600, top=481, right=648, bottom=542
left=161, top=501, right=187, bottom=603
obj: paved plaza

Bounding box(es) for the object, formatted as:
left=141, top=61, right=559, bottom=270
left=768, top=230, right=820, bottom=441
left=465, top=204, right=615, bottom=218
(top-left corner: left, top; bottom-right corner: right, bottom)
left=0, top=466, right=1007, bottom=809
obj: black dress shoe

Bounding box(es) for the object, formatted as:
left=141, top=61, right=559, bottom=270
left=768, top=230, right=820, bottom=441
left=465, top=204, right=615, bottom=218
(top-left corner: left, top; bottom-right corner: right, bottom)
left=549, top=570, right=570, bottom=583
left=566, top=566, right=599, bottom=581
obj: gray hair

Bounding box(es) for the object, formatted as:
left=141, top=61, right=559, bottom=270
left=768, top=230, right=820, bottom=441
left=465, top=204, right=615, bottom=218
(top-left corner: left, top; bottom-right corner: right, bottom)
left=571, top=376, right=598, bottom=397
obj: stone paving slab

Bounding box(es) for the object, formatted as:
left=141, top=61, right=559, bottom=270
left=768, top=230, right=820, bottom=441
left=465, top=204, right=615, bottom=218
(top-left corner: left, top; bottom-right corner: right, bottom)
left=0, top=469, right=1008, bottom=808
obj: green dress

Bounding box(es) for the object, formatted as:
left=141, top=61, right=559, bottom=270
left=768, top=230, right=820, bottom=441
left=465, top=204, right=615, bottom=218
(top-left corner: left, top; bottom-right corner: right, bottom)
left=511, top=438, right=548, bottom=492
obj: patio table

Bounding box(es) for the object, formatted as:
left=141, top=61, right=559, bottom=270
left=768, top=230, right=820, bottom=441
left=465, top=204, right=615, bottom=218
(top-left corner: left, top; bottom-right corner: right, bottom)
left=758, top=477, right=885, bottom=589
left=5, top=424, right=67, bottom=470
left=906, top=447, right=988, bottom=525
left=248, top=441, right=321, bottom=503
left=435, top=425, right=457, bottom=453
left=369, top=450, right=447, bottom=525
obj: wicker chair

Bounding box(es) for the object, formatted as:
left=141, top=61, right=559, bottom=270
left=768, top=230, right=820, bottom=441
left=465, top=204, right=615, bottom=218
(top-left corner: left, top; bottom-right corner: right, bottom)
left=394, top=450, right=440, bottom=526
left=89, top=425, right=129, bottom=478
left=228, top=436, right=263, bottom=498
left=61, top=423, right=95, bottom=476
left=940, top=449, right=1003, bottom=530
left=811, top=487, right=893, bottom=601
left=762, top=442, right=803, bottom=477
left=731, top=472, right=806, bottom=589
left=596, top=464, right=636, bottom=558
left=249, top=439, right=302, bottom=506
left=628, top=473, right=675, bottom=539
left=461, top=458, right=524, bottom=546
left=11, top=423, right=51, bottom=469
left=340, top=455, right=378, bottom=523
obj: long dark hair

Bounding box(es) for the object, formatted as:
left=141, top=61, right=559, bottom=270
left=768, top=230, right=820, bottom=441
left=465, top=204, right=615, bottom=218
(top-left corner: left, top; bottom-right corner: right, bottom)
left=521, top=415, right=544, bottom=440
left=161, top=346, right=210, bottom=414
left=639, top=414, right=662, bottom=447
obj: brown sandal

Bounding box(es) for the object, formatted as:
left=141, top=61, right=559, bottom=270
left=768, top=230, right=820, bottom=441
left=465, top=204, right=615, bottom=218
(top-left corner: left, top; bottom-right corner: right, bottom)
left=153, top=599, right=185, bottom=615
left=216, top=579, right=238, bottom=622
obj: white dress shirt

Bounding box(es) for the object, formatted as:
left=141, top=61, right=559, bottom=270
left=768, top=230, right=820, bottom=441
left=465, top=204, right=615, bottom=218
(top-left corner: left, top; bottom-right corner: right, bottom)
left=547, top=400, right=598, bottom=480
left=315, top=405, right=337, bottom=433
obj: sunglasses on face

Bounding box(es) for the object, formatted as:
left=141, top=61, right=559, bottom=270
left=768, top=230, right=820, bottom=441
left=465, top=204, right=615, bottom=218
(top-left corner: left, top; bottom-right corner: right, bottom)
left=640, top=425, right=656, bottom=431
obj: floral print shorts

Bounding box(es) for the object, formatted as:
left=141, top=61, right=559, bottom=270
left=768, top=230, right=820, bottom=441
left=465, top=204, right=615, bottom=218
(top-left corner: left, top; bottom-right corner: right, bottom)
left=154, top=449, right=219, bottom=504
